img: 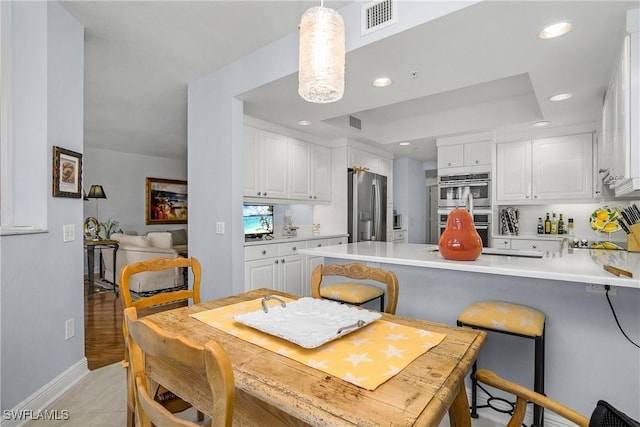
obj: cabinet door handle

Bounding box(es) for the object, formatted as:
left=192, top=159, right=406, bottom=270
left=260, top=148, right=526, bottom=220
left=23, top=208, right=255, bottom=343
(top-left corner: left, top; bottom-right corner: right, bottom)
left=261, top=250, right=266, bottom=255
left=309, top=195, right=313, bottom=199
left=275, top=259, right=279, bottom=264
left=281, top=259, right=285, bottom=263
left=447, top=162, right=452, bottom=166
left=263, top=192, right=267, bottom=196
left=525, top=195, right=530, bottom=198
left=292, top=247, right=297, bottom=251
left=257, top=192, right=261, bottom=196
left=475, top=160, right=479, bottom=164
left=532, top=244, right=537, bottom=249
left=534, top=195, right=538, bottom=199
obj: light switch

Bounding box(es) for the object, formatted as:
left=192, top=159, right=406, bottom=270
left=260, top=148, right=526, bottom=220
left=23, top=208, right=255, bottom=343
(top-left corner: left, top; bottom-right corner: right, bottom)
left=63, top=224, right=75, bottom=242
left=216, top=222, right=225, bottom=235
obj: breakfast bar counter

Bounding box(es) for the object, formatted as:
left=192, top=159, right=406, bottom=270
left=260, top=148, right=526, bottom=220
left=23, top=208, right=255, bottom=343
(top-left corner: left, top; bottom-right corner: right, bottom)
left=299, top=241, right=640, bottom=421
left=299, top=241, right=640, bottom=289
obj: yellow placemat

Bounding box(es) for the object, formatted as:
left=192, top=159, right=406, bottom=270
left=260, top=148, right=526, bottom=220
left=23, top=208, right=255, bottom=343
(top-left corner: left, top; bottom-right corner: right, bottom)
left=191, top=298, right=446, bottom=390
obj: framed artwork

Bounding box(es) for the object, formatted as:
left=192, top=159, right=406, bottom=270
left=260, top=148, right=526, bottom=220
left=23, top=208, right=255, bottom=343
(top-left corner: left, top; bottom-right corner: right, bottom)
left=146, top=177, right=188, bottom=224
left=52, top=146, right=83, bottom=198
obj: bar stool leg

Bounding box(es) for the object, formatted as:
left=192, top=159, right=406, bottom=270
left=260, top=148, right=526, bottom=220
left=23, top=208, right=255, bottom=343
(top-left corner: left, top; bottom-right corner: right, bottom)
left=470, top=359, right=479, bottom=418
left=532, top=331, right=545, bottom=427
left=379, top=294, right=384, bottom=312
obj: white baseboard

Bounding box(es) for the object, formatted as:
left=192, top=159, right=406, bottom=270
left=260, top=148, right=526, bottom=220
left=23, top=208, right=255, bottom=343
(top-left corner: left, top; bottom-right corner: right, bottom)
left=1, top=358, right=89, bottom=427
left=468, top=386, right=578, bottom=427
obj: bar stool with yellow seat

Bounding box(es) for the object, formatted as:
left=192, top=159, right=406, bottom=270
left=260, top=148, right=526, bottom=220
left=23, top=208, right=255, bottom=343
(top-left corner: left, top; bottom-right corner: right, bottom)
left=310, top=263, right=399, bottom=314
left=457, top=300, right=546, bottom=427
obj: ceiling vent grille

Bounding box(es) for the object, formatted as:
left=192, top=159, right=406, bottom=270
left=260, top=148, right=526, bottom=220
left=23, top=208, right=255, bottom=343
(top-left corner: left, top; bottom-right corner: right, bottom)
left=362, top=0, right=398, bottom=36
left=349, top=116, right=362, bottom=130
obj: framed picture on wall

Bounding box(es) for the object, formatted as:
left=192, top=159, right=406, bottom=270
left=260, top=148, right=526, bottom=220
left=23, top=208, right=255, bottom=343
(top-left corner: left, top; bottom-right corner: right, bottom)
left=146, top=177, right=188, bottom=224
left=52, top=146, right=83, bottom=198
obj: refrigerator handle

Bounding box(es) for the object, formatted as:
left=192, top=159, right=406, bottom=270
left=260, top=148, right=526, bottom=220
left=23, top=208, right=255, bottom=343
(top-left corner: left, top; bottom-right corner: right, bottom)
left=351, top=172, right=358, bottom=241
left=372, top=180, right=378, bottom=240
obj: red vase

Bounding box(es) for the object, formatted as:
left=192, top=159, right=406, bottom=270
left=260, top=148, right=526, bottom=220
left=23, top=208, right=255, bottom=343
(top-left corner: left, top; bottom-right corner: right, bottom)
left=438, top=208, right=483, bottom=261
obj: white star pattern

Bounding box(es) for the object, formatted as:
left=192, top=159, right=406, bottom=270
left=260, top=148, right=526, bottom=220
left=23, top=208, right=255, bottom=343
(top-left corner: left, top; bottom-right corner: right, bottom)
left=490, top=319, right=508, bottom=330
left=383, top=365, right=401, bottom=376
left=349, top=337, right=372, bottom=347
left=495, top=306, right=512, bottom=314
left=342, top=352, right=374, bottom=367
left=381, top=344, right=407, bottom=359
left=465, top=308, right=484, bottom=317
left=519, top=317, right=536, bottom=327
left=276, top=347, right=295, bottom=357
left=343, top=372, right=367, bottom=386
left=417, top=330, right=436, bottom=337
left=385, top=333, right=408, bottom=341
left=308, top=359, right=330, bottom=369
left=250, top=337, right=270, bottom=346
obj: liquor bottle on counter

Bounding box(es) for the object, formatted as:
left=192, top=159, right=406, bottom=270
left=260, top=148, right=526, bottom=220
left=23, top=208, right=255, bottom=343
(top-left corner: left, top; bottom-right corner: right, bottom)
left=567, top=218, right=574, bottom=236
left=544, top=213, right=551, bottom=234
left=551, top=212, right=558, bottom=234
left=537, top=217, right=544, bottom=234
left=558, top=214, right=565, bottom=235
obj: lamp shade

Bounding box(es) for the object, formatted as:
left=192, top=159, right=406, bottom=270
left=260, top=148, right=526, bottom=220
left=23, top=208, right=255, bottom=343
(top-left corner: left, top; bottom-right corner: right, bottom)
left=87, top=185, right=107, bottom=199
left=298, top=6, right=345, bottom=103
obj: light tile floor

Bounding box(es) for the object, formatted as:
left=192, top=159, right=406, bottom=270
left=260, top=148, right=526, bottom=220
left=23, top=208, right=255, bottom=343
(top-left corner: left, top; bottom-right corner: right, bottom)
left=25, top=363, right=502, bottom=426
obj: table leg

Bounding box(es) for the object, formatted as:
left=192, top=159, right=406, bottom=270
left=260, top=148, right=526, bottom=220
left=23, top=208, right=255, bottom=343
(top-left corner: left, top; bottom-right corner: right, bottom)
left=87, top=246, right=95, bottom=300
left=113, top=243, right=119, bottom=297
left=448, top=381, right=472, bottom=427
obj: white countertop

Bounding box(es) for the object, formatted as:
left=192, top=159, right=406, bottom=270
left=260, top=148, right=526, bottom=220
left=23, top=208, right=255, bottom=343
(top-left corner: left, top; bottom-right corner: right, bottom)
left=244, top=233, right=349, bottom=246
left=298, top=242, right=640, bottom=289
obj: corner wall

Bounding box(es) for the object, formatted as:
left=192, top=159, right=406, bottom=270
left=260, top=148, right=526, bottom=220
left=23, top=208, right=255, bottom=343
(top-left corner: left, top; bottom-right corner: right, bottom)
left=1, top=1, right=85, bottom=411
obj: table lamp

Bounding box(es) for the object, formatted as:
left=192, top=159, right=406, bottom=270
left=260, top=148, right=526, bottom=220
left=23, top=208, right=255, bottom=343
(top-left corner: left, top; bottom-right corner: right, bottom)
left=87, top=184, right=107, bottom=222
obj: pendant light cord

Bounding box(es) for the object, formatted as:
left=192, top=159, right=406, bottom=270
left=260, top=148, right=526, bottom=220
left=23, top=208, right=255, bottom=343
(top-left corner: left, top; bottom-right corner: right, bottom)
left=605, top=286, right=640, bottom=349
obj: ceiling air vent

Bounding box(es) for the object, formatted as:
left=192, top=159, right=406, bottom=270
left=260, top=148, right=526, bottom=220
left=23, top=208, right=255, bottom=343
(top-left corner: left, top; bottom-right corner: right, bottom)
left=349, top=116, right=362, bottom=130
left=362, top=0, right=398, bottom=36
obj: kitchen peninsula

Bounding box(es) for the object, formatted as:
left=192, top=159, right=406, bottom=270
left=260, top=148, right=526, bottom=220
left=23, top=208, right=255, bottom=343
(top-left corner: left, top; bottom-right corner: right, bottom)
left=299, top=242, right=640, bottom=421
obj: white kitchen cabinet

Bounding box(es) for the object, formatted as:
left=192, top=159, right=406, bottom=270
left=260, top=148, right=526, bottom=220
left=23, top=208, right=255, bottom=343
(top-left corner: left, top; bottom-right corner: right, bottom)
left=496, top=134, right=593, bottom=202
left=288, top=138, right=311, bottom=200
left=388, top=229, right=406, bottom=243
left=438, top=145, right=464, bottom=169
left=437, top=142, right=492, bottom=171
left=349, top=147, right=386, bottom=175
left=311, top=144, right=332, bottom=201
left=491, top=237, right=563, bottom=252
left=243, top=127, right=289, bottom=199
left=244, top=241, right=305, bottom=295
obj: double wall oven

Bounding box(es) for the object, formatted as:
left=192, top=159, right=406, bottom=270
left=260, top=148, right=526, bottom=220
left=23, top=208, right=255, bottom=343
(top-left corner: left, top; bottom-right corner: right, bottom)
left=438, top=172, right=491, bottom=247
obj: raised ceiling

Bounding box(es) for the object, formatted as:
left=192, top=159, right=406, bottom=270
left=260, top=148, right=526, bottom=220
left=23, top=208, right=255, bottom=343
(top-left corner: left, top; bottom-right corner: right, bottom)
left=62, top=1, right=636, bottom=162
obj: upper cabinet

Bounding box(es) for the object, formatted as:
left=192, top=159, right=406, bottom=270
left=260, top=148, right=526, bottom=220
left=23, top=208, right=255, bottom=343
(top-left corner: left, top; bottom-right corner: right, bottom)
left=496, top=133, right=594, bottom=203
left=599, top=18, right=640, bottom=197
left=436, top=133, right=494, bottom=174
left=244, top=127, right=289, bottom=199
left=438, top=142, right=492, bottom=170
left=244, top=126, right=332, bottom=202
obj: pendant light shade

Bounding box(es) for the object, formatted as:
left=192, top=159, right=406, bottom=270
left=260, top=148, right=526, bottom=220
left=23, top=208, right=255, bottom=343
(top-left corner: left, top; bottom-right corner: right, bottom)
left=298, top=6, right=345, bottom=103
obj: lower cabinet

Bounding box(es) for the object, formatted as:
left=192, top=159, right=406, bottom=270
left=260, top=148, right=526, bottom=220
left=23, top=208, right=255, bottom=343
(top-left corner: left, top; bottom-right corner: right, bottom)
left=244, top=236, right=348, bottom=296
left=492, top=237, right=564, bottom=252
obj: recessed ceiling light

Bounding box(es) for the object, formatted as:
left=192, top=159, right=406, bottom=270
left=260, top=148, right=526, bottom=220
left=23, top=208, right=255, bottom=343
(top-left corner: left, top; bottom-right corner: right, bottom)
left=297, top=120, right=312, bottom=126
left=533, top=120, right=551, bottom=127
left=372, top=77, right=393, bottom=88
left=549, top=93, right=573, bottom=101
left=539, top=21, right=573, bottom=39
left=399, top=142, right=410, bottom=146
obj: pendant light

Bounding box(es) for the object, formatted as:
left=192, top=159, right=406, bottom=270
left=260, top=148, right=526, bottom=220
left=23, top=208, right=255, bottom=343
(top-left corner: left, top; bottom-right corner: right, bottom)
left=298, top=1, right=345, bottom=103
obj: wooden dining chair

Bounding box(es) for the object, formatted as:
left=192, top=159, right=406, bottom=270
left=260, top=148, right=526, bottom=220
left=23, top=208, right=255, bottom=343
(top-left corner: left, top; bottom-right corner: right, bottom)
left=475, top=369, right=640, bottom=427
left=124, top=307, right=235, bottom=427
left=120, top=256, right=202, bottom=427
left=310, top=263, right=399, bottom=314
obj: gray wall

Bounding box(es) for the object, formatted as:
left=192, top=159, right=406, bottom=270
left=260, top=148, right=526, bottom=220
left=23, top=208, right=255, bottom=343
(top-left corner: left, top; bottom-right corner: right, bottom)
left=393, top=157, right=427, bottom=243
left=82, top=147, right=187, bottom=235
left=1, top=1, right=85, bottom=410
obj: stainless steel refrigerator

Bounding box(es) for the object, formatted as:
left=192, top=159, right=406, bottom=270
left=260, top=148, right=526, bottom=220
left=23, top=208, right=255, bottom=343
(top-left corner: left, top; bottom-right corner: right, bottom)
left=348, top=169, right=387, bottom=243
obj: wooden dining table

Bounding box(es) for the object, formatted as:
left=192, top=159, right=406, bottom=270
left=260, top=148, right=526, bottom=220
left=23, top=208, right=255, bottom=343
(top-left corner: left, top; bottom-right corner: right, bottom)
left=142, top=288, right=486, bottom=426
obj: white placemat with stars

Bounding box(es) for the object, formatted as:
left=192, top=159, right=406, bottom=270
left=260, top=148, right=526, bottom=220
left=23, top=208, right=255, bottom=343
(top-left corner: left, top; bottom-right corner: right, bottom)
left=190, top=297, right=446, bottom=390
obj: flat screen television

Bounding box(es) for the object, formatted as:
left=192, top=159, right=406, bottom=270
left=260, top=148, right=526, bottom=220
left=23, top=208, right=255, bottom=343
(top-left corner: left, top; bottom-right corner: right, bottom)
left=243, top=204, right=274, bottom=239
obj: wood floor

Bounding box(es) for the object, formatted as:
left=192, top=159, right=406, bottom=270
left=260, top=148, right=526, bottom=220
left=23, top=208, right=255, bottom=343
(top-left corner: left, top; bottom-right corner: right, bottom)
left=84, top=281, right=186, bottom=370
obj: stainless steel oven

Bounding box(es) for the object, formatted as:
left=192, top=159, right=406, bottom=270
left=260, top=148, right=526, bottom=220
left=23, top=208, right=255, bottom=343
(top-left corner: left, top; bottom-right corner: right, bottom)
left=439, top=208, right=491, bottom=248
left=438, top=173, right=491, bottom=208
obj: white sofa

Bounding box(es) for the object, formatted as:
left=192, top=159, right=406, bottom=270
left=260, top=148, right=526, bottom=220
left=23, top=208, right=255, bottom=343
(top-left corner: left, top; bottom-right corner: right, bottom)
left=103, top=232, right=183, bottom=293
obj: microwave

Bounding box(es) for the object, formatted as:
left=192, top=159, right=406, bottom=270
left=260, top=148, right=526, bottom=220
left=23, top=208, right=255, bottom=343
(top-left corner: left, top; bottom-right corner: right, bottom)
left=438, top=173, right=491, bottom=208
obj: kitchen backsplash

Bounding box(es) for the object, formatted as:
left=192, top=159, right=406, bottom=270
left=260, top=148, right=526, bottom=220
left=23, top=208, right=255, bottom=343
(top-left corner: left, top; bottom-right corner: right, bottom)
left=504, top=201, right=639, bottom=242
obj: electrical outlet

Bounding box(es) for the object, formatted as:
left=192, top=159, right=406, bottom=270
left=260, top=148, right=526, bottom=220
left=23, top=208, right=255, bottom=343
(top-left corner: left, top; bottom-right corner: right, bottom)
left=586, top=283, right=616, bottom=295
left=65, top=319, right=75, bottom=340
left=63, top=224, right=75, bottom=242
left=216, top=222, right=225, bottom=235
